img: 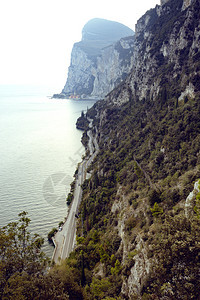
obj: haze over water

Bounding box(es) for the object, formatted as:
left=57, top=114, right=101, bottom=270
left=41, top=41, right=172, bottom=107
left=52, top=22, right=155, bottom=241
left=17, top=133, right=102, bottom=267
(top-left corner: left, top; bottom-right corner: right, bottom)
left=0, top=85, right=96, bottom=256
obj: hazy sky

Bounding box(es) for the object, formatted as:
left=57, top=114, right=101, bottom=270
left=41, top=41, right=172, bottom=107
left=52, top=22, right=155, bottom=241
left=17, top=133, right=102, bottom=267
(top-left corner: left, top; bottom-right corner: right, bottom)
left=0, top=0, right=159, bottom=92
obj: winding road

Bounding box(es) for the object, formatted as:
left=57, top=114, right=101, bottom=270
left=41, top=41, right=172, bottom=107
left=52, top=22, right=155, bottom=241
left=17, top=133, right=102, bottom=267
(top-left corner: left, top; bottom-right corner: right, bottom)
left=52, top=122, right=98, bottom=263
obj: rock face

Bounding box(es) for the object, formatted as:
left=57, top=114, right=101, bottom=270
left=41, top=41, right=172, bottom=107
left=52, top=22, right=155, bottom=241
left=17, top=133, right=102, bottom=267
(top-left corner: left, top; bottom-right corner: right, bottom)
left=105, top=0, right=200, bottom=107
left=62, top=18, right=134, bottom=99
left=182, top=0, right=193, bottom=10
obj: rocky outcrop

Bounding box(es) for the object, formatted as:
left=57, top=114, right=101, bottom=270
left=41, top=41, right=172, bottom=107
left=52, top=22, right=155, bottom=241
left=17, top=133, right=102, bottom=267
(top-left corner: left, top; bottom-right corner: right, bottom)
left=182, top=0, right=193, bottom=10
left=62, top=18, right=134, bottom=99
left=185, top=180, right=200, bottom=218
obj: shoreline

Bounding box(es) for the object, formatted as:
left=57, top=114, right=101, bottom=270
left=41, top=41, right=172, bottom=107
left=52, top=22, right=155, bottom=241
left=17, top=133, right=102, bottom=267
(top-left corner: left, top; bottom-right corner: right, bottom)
left=0, top=89, right=92, bottom=258
left=52, top=119, right=99, bottom=263
left=52, top=93, right=101, bottom=101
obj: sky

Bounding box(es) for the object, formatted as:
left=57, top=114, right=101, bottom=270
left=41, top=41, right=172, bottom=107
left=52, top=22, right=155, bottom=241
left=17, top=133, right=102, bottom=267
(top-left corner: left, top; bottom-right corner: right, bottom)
left=0, top=0, right=160, bottom=92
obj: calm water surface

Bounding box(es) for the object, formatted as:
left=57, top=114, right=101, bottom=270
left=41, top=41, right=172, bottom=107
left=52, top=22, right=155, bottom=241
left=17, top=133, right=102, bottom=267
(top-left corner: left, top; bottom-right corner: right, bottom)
left=0, top=85, right=96, bottom=256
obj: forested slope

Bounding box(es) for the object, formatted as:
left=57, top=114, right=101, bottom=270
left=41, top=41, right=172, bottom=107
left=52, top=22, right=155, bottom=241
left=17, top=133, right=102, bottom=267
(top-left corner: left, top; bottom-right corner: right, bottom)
left=72, top=0, right=200, bottom=298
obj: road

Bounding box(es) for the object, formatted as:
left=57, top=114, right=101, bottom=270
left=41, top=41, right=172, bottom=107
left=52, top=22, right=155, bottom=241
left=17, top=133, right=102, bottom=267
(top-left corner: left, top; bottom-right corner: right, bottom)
left=52, top=123, right=98, bottom=263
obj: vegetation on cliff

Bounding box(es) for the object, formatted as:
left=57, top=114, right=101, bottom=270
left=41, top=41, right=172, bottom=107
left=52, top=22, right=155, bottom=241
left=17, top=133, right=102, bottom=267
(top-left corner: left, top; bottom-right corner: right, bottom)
left=70, top=90, right=200, bottom=299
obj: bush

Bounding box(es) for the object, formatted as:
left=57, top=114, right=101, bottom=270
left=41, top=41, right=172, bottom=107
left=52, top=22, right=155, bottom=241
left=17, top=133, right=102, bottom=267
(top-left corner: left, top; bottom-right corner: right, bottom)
left=66, top=192, right=73, bottom=206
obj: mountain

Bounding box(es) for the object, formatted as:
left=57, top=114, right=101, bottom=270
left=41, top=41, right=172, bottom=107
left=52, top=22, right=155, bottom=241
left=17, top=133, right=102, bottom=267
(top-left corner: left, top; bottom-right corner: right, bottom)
left=74, top=0, right=200, bottom=298
left=61, top=18, right=134, bottom=99
left=81, top=18, right=134, bottom=45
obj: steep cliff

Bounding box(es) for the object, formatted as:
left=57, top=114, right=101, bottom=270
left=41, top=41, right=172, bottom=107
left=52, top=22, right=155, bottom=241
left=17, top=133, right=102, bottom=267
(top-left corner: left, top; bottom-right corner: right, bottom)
left=61, top=18, right=134, bottom=99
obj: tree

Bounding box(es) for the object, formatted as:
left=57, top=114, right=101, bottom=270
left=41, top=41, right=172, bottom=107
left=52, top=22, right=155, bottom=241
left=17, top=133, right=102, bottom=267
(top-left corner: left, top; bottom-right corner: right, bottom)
left=90, top=277, right=112, bottom=299
left=111, top=259, right=121, bottom=276
left=150, top=202, right=163, bottom=217
left=80, top=251, right=86, bottom=286
left=0, top=211, right=48, bottom=298
left=0, top=212, right=85, bottom=299
left=81, top=110, right=85, bottom=118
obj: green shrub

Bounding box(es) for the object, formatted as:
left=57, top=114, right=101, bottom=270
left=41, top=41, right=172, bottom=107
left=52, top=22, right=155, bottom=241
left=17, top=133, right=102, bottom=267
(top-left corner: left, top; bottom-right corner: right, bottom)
left=150, top=202, right=163, bottom=218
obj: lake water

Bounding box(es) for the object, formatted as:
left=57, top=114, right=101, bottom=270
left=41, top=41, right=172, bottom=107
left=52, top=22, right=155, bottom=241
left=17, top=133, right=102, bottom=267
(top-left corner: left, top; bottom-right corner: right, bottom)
left=0, top=85, right=97, bottom=256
